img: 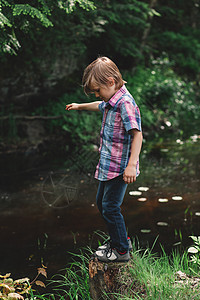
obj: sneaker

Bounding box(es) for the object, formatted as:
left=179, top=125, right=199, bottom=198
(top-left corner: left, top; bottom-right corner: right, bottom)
left=95, top=247, right=130, bottom=263
left=97, top=237, right=133, bottom=252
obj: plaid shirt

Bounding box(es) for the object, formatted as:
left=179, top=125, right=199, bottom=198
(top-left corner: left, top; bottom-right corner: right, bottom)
left=95, top=85, right=142, bottom=181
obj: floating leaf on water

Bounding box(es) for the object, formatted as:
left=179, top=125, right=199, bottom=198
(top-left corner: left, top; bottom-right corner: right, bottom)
left=157, top=222, right=168, bottom=227
left=173, top=241, right=182, bottom=247
left=188, top=247, right=198, bottom=254
left=160, top=148, right=169, bottom=152
left=140, top=229, right=151, bottom=233
left=138, top=187, right=149, bottom=192
left=129, top=191, right=142, bottom=196
left=172, top=196, right=183, bottom=201
left=195, top=212, right=200, bottom=217
left=158, top=198, right=168, bottom=203
left=138, top=198, right=147, bottom=202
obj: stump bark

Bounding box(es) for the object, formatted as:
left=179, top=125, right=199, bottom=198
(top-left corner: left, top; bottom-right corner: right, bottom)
left=89, top=257, right=129, bottom=300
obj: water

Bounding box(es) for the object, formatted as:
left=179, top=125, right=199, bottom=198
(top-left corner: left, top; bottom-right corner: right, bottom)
left=0, top=137, right=200, bottom=282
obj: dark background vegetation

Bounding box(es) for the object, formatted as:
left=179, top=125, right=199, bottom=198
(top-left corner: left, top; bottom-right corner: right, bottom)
left=0, top=0, right=200, bottom=157
left=0, top=3, right=200, bottom=294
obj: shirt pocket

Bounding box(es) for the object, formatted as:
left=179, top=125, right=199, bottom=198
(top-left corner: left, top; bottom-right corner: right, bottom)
left=106, top=111, right=125, bottom=143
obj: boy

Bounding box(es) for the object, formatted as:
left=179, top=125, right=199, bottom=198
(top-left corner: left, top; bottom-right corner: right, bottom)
left=66, top=57, right=143, bottom=262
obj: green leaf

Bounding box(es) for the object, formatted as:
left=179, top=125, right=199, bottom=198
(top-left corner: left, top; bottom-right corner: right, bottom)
left=12, top=4, right=53, bottom=27
left=58, top=0, right=96, bottom=13
left=149, top=8, right=161, bottom=17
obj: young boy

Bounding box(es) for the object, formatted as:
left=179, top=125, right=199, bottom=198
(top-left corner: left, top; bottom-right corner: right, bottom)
left=66, top=57, right=143, bottom=262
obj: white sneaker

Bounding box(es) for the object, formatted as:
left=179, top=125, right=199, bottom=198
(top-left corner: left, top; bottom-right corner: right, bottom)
left=97, top=237, right=133, bottom=251
left=95, top=247, right=130, bottom=263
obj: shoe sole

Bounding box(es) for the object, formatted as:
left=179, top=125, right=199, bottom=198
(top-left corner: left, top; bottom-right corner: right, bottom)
left=96, top=257, right=130, bottom=263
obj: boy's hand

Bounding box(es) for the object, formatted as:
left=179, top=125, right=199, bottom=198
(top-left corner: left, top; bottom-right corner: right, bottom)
left=123, top=165, right=136, bottom=184
left=65, top=103, right=79, bottom=111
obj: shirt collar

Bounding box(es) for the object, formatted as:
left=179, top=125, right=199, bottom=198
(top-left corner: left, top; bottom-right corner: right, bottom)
left=108, top=85, right=127, bottom=107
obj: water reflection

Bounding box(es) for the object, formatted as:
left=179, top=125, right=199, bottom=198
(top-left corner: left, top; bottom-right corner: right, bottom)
left=0, top=138, right=199, bottom=280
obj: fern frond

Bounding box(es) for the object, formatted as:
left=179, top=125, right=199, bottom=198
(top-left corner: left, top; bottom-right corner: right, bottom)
left=38, top=0, right=52, bottom=15
left=0, top=0, right=12, bottom=8
left=58, top=0, right=96, bottom=13
left=1, top=30, right=21, bottom=55
left=0, top=12, right=12, bottom=27
left=12, top=4, right=53, bottom=27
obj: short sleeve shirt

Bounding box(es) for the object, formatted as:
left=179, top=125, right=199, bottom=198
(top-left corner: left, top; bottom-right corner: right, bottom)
left=95, top=85, right=142, bottom=181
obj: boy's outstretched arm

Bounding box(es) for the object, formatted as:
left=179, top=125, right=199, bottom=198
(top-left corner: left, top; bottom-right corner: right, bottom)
left=123, top=129, right=143, bottom=184
left=66, top=101, right=101, bottom=112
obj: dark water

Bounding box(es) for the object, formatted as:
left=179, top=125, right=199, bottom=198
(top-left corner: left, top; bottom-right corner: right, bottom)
left=0, top=137, right=200, bottom=283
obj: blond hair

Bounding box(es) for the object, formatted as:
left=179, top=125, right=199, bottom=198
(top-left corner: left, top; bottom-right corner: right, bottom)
left=82, top=57, right=124, bottom=95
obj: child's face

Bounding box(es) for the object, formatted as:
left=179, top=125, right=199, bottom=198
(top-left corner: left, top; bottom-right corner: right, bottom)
left=90, top=79, right=117, bottom=102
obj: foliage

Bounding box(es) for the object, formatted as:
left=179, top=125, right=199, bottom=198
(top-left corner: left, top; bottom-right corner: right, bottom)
left=1, top=0, right=200, bottom=79
left=188, top=236, right=200, bottom=269
left=30, top=242, right=200, bottom=299
left=85, top=0, right=154, bottom=67
left=150, top=0, right=200, bottom=78
left=1, top=237, right=200, bottom=299
left=0, top=0, right=95, bottom=55
left=0, top=267, right=47, bottom=300
left=125, top=55, right=200, bottom=139
left=0, top=273, right=30, bottom=300
left=46, top=248, right=93, bottom=299
left=1, top=0, right=200, bottom=148
left=33, top=88, right=102, bottom=149
left=118, top=245, right=200, bottom=299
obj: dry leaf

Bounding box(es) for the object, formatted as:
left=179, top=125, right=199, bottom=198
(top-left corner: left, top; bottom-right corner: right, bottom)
left=35, top=280, right=46, bottom=288
left=42, top=264, right=47, bottom=269
left=14, top=278, right=29, bottom=286
left=0, top=273, right=11, bottom=279
left=37, top=268, right=47, bottom=278
left=0, top=283, right=15, bottom=293
left=7, top=292, right=24, bottom=300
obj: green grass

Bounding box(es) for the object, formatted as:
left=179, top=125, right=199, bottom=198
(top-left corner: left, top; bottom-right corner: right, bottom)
left=31, top=240, right=200, bottom=300
left=34, top=247, right=93, bottom=300
left=114, top=247, right=200, bottom=300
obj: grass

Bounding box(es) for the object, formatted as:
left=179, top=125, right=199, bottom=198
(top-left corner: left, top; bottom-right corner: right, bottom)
left=30, top=247, right=93, bottom=300
left=114, top=247, right=200, bottom=299
left=31, top=240, right=200, bottom=300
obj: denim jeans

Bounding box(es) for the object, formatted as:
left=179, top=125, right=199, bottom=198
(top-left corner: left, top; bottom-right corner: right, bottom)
left=96, top=174, right=129, bottom=252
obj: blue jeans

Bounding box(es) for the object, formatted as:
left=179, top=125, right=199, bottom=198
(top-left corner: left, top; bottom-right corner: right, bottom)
left=96, top=174, right=129, bottom=252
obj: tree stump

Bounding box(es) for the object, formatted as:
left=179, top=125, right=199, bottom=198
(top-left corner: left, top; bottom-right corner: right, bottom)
left=89, top=256, right=129, bottom=300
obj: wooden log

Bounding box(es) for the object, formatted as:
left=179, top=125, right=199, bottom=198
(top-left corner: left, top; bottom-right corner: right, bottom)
left=89, top=256, right=130, bottom=300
